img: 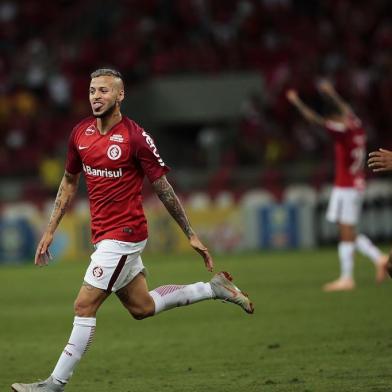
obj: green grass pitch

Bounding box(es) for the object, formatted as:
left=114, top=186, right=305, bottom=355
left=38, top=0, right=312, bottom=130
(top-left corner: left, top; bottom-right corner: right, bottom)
left=1, top=248, right=392, bottom=392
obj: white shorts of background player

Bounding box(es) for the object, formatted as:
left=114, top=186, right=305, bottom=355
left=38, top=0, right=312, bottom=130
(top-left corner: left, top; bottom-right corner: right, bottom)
left=326, top=187, right=363, bottom=226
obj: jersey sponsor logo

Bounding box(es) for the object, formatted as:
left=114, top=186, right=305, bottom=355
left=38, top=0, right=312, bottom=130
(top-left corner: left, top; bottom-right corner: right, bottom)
left=110, top=134, right=124, bottom=143
left=85, top=126, right=96, bottom=135
left=78, top=145, right=89, bottom=150
left=107, top=144, right=122, bottom=160
left=142, top=130, right=165, bottom=166
left=83, top=163, right=123, bottom=178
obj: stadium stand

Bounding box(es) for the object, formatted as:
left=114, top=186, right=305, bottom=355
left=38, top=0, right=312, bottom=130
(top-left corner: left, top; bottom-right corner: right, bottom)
left=1, top=0, right=392, bottom=198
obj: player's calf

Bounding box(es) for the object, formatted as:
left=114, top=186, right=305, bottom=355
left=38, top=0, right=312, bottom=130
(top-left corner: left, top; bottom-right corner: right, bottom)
left=116, top=289, right=155, bottom=320
left=128, top=304, right=155, bottom=320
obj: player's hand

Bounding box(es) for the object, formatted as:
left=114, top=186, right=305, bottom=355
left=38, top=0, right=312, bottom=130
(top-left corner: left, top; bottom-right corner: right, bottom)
left=286, top=89, right=299, bottom=104
left=368, top=149, right=392, bottom=172
left=34, top=232, right=54, bottom=266
left=318, top=80, right=335, bottom=95
left=189, top=234, right=214, bottom=272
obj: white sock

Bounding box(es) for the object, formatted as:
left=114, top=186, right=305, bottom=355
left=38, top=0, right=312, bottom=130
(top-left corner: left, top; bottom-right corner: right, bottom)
left=355, top=234, right=382, bottom=264
left=338, top=241, right=355, bottom=279
left=149, top=282, right=213, bottom=314
left=51, top=317, right=96, bottom=384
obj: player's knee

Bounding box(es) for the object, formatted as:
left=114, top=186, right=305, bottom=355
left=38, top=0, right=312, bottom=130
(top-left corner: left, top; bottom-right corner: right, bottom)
left=74, top=299, right=97, bottom=317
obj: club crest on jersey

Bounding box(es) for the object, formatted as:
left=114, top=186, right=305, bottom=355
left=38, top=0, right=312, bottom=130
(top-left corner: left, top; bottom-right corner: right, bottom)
left=85, top=126, right=96, bottom=136
left=107, top=145, right=122, bottom=160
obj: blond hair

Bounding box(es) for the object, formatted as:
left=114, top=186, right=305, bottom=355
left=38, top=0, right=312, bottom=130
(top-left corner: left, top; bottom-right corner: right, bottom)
left=90, top=68, right=123, bottom=80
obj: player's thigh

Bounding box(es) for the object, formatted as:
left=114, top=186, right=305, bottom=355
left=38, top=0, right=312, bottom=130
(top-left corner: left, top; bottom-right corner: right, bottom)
left=116, top=272, right=154, bottom=311
left=326, top=188, right=340, bottom=223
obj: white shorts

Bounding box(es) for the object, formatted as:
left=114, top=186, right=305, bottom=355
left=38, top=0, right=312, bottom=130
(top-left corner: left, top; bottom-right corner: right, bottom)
left=84, top=239, right=147, bottom=293
left=326, top=187, right=363, bottom=225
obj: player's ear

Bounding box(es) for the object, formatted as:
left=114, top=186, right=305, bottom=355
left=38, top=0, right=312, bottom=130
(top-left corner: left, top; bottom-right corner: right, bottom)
left=118, top=89, right=125, bottom=104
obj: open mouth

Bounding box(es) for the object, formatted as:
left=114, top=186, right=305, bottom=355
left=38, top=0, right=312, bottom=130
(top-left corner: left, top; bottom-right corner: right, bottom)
left=93, top=102, right=104, bottom=111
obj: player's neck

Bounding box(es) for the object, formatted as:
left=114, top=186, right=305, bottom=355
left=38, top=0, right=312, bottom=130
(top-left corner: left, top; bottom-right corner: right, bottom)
left=96, top=112, right=122, bottom=135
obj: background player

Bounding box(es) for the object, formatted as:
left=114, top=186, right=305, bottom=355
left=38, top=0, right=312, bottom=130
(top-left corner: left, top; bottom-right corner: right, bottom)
left=286, top=80, right=387, bottom=291
left=11, top=68, right=253, bottom=392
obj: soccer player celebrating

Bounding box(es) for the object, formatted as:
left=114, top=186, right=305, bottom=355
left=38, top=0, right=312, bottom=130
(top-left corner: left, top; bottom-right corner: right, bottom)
left=12, top=69, right=253, bottom=392
left=286, top=80, right=387, bottom=292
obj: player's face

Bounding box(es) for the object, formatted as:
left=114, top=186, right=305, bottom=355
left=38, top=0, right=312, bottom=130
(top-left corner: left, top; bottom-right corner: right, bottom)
left=89, top=76, right=124, bottom=118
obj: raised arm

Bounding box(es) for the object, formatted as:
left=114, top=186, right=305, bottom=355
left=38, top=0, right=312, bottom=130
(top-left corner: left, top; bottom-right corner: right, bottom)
left=318, top=80, right=352, bottom=116
left=286, top=89, right=326, bottom=126
left=152, top=175, right=213, bottom=271
left=35, top=171, right=80, bottom=266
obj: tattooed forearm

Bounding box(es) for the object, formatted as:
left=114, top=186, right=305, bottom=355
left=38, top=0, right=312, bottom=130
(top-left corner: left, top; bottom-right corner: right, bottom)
left=48, top=194, right=70, bottom=228
left=47, top=172, right=79, bottom=233
left=152, top=176, right=194, bottom=238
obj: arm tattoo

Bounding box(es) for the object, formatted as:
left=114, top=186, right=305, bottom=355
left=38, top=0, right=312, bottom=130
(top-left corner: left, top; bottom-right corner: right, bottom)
left=47, top=173, right=79, bottom=231
left=49, top=184, right=69, bottom=227
left=153, top=177, right=194, bottom=238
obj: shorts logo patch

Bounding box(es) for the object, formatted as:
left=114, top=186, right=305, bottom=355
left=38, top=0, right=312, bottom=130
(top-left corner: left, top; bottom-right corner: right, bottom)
left=107, top=145, right=122, bottom=160
left=92, top=266, right=104, bottom=278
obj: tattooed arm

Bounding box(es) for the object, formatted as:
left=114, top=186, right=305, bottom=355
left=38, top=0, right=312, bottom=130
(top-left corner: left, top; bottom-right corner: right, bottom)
left=152, top=175, right=194, bottom=238
left=35, top=171, right=80, bottom=266
left=152, top=175, right=213, bottom=271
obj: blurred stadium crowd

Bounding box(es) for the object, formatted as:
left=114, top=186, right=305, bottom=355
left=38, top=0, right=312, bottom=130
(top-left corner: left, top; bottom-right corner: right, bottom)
left=1, top=0, right=392, bottom=197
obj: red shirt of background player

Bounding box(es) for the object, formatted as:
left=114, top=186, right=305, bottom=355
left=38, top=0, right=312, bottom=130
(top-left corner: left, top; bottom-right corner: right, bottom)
left=325, top=114, right=366, bottom=191
left=66, top=116, right=169, bottom=244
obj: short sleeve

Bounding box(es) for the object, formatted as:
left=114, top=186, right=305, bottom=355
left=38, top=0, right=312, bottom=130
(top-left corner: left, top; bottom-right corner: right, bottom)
left=133, top=127, right=170, bottom=183
left=325, top=120, right=347, bottom=133
left=65, top=128, right=83, bottom=174
left=325, top=120, right=347, bottom=139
